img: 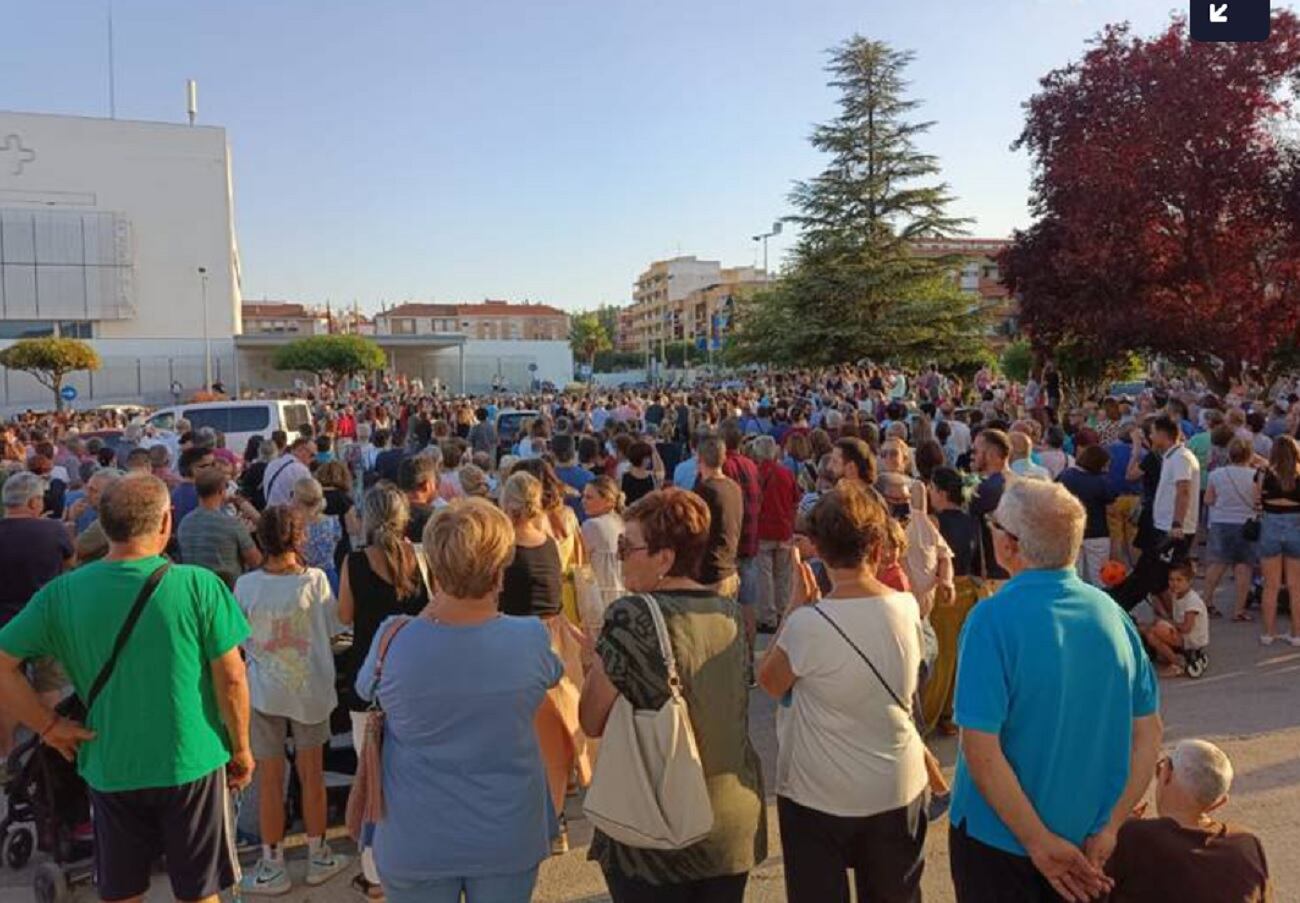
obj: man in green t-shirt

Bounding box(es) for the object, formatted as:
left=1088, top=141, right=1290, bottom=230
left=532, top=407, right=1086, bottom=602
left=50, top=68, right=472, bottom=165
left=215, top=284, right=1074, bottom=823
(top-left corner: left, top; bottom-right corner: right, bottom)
left=0, top=473, right=252, bottom=903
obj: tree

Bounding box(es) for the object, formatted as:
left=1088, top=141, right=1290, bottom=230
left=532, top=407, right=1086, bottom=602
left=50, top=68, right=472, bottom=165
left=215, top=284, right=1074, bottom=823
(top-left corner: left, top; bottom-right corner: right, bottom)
left=272, top=334, right=386, bottom=389
left=1000, top=340, right=1033, bottom=383
left=729, top=36, right=986, bottom=367
left=1004, top=12, right=1300, bottom=391
left=0, top=338, right=101, bottom=412
left=569, top=312, right=612, bottom=372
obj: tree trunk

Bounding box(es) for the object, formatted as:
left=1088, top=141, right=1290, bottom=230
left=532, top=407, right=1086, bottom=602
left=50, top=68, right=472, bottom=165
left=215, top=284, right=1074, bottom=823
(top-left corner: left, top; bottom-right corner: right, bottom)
left=52, top=376, right=63, bottom=413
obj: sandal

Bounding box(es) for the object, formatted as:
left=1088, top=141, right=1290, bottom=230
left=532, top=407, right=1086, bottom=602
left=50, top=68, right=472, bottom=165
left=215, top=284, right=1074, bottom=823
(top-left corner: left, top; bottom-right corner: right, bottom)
left=1232, top=612, right=1255, bottom=622
left=351, top=874, right=385, bottom=900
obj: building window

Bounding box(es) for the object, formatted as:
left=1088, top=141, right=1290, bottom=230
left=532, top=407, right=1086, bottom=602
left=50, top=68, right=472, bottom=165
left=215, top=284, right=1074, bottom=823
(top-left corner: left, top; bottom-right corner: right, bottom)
left=393, top=318, right=416, bottom=335
left=0, top=320, right=55, bottom=339
left=58, top=321, right=93, bottom=338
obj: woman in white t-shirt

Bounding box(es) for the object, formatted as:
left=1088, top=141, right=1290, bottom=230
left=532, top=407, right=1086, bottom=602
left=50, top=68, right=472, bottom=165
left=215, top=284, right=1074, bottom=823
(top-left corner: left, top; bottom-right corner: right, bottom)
left=757, top=483, right=928, bottom=903
left=1203, top=437, right=1259, bottom=621
left=233, top=506, right=348, bottom=895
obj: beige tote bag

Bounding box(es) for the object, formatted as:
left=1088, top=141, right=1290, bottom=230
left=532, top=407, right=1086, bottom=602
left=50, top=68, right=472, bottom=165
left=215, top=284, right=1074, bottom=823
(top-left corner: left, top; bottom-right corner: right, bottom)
left=582, top=594, right=714, bottom=850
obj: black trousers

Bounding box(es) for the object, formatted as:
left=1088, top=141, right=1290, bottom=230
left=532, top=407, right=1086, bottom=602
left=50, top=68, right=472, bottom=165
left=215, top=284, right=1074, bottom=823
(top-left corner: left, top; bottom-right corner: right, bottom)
left=777, top=793, right=927, bottom=903
left=602, top=869, right=748, bottom=903
left=949, top=821, right=1066, bottom=903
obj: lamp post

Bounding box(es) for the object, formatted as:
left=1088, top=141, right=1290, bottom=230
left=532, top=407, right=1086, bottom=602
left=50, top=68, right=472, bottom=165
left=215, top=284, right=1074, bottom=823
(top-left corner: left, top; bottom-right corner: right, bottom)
left=198, top=266, right=211, bottom=390
left=751, top=220, right=782, bottom=278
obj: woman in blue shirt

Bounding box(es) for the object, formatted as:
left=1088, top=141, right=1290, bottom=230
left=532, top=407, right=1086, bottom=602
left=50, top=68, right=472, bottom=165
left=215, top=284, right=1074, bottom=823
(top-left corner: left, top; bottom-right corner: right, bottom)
left=356, top=498, right=563, bottom=903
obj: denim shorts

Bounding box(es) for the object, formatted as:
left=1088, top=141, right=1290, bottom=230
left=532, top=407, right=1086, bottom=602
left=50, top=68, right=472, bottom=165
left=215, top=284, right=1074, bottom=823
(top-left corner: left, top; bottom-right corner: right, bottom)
left=382, top=866, right=539, bottom=903
left=1258, top=512, right=1300, bottom=559
left=1207, top=522, right=1257, bottom=566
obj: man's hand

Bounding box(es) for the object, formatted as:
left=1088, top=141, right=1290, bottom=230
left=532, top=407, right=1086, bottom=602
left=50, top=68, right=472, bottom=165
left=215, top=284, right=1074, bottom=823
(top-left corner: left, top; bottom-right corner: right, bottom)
left=1170, top=526, right=1185, bottom=542
left=934, top=583, right=956, bottom=607
left=1083, top=825, right=1119, bottom=870
left=65, top=498, right=90, bottom=524
left=43, top=717, right=96, bottom=762
left=227, top=748, right=255, bottom=791
left=1027, top=831, right=1114, bottom=902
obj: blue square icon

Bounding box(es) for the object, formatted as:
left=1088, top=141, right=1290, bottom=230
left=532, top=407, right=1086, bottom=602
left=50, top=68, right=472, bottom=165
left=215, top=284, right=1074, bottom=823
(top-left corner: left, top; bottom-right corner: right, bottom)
left=1191, top=0, right=1271, bottom=42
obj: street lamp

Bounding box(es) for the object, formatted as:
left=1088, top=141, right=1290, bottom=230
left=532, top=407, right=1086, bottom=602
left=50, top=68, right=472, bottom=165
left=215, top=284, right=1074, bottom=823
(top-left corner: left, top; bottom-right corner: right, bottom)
left=751, top=220, right=782, bottom=278
left=198, top=266, right=211, bottom=390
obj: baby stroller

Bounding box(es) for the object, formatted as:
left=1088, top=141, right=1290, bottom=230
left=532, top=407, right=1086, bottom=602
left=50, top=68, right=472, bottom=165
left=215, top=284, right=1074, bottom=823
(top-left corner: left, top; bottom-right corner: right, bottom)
left=0, top=731, right=93, bottom=903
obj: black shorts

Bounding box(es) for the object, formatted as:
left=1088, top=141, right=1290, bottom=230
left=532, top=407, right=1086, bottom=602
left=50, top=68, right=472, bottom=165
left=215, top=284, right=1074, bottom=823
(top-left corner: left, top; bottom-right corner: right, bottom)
left=91, top=767, right=238, bottom=902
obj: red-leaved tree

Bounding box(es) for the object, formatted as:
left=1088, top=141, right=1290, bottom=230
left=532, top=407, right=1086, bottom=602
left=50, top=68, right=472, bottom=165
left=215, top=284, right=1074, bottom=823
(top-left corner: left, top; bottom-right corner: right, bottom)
left=1002, top=12, right=1300, bottom=390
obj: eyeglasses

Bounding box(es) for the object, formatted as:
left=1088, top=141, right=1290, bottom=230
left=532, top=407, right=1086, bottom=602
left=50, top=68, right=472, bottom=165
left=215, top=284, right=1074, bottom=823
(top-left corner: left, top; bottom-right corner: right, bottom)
left=989, top=518, right=1019, bottom=541
left=616, top=535, right=649, bottom=561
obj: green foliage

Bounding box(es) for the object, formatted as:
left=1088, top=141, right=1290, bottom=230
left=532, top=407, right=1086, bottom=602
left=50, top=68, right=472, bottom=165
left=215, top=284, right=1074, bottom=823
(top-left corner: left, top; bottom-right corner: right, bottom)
left=271, top=335, right=386, bottom=387
left=569, top=312, right=613, bottom=367
left=1000, top=340, right=1033, bottom=383
left=728, top=35, right=986, bottom=367
left=0, top=337, right=101, bottom=411
left=593, top=350, right=645, bottom=372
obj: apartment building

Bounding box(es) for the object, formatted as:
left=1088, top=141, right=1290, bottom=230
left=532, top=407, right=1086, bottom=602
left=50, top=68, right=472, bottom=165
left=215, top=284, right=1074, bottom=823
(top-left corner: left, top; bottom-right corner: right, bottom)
left=620, top=256, right=768, bottom=352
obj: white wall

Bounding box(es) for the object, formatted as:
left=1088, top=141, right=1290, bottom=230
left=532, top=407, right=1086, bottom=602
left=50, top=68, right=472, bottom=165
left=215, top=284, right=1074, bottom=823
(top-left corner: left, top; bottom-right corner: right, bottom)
left=0, top=111, right=239, bottom=340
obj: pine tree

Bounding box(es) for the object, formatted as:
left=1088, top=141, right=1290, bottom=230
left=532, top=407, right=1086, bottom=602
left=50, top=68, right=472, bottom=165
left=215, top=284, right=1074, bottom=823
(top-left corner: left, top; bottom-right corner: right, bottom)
left=731, top=36, right=985, bottom=367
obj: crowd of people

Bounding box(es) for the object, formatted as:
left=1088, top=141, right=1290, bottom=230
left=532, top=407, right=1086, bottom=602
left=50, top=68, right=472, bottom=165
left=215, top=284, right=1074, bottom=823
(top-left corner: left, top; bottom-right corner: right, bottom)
left=0, top=360, right=1285, bottom=902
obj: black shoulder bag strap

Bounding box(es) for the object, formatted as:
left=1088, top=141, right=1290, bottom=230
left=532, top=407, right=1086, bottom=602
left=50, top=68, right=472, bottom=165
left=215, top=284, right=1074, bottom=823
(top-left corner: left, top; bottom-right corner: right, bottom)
left=811, top=604, right=909, bottom=713
left=70, top=562, right=172, bottom=719
left=263, top=457, right=295, bottom=502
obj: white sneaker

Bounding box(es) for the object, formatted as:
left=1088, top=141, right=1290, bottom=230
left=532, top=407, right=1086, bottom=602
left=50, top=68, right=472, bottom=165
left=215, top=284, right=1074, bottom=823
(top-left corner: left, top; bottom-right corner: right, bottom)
left=1259, top=634, right=1276, bottom=646
left=306, top=843, right=350, bottom=886
left=240, top=858, right=291, bottom=896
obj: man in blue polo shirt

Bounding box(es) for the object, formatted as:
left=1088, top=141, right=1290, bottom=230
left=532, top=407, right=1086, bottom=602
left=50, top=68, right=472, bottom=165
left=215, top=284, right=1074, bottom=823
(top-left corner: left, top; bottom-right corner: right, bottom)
left=950, top=478, right=1163, bottom=903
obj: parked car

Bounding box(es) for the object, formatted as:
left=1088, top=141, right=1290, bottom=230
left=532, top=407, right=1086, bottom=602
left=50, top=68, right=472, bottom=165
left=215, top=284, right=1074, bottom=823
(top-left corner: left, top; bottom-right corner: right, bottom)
left=140, top=400, right=313, bottom=456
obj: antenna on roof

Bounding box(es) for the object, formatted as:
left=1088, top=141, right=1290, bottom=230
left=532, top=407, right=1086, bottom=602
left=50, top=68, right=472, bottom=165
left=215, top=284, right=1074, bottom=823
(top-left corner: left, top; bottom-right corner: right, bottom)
left=107, top=1, right=117, bottom=118
left=186, top=79, right=198, bottom=125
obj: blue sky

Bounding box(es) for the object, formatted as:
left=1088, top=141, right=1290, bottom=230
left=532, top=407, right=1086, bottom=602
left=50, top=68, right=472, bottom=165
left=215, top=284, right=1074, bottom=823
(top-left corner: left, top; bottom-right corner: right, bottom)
left=2, top=1, right=1235, bottom=313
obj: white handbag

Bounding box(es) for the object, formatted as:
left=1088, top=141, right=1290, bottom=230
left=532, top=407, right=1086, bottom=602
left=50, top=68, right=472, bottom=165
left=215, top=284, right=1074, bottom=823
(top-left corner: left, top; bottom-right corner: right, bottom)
left=582, top=594, right=715, bottom=850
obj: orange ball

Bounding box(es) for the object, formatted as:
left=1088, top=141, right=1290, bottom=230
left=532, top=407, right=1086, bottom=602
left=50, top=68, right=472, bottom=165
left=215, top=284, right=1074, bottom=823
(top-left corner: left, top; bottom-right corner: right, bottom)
left=1100, top=560, right=1128, bottom=588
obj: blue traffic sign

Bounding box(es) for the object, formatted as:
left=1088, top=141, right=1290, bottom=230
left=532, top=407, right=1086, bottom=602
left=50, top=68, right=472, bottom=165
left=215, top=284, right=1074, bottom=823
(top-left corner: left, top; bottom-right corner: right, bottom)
left=59, top=385, right=77, bottom=402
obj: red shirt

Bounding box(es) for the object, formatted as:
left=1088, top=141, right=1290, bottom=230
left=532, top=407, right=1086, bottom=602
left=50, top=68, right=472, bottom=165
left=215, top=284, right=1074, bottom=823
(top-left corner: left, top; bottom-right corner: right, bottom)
left=756, top=460, right=799, bottom=542
left=723, top=452, right=761, bottom=559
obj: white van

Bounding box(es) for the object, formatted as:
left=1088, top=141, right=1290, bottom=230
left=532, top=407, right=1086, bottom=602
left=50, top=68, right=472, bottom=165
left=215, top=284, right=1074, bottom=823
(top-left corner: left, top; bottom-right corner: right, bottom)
left=142, top=400, right=313, bottom=456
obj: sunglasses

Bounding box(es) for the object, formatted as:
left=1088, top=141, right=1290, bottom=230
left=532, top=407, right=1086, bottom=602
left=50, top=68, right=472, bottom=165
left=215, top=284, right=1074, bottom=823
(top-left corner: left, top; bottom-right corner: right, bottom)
left=616, top=535, right=649, bottom=561
left=990, top=518, right=1019, bottom=542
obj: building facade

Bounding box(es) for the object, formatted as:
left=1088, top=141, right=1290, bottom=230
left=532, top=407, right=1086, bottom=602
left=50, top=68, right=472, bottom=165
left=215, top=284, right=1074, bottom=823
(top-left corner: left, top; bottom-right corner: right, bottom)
left=620, top=256, right=768, bottom=353
left=241, top=302, right=328, bottom=336
left=375, top=300, right=568, bottom=342
left=0, top=110, right=241, bottom=410
left=911, top=237, right=1017, bottom=340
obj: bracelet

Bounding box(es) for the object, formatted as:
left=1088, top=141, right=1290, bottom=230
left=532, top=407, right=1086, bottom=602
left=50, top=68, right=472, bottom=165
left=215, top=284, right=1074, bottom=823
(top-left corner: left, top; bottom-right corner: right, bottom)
left=38, top=712, right=60, bottom=739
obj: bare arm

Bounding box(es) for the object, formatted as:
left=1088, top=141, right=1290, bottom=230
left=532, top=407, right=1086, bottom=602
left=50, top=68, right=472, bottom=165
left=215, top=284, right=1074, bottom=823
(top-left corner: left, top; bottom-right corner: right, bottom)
left=1125, top=444, right=1145, bottom=483
left=209, top=646, right=254, bottom=789
left=240, top=544, right=263, bottom=571
left=757, top=643, right=796, bottom=699
left=578, top=657, right=618, bottom=738
left=337, top=557, right=355, bottom=626
left=1086, top=714, right=1163, bottom=867
left=0, top=650, right=93, bottom=760
left=1172, top=480, right=1192, bottom=529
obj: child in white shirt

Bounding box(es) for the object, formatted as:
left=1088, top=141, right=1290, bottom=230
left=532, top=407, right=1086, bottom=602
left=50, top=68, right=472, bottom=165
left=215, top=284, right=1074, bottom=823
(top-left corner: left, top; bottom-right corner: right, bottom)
left=1140, top=563, right=1209, bottom=677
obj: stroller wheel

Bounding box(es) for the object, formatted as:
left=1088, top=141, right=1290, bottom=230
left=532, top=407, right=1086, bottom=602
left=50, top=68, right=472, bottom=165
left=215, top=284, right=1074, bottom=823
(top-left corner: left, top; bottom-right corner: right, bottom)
left=34, top=862, right=69, bottom=903
left=2, top=825, right=35, bottom=869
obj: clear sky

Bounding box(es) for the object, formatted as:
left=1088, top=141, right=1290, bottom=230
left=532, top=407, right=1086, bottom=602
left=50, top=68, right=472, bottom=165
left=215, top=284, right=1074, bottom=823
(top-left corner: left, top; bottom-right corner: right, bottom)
left=2, top=1, right=1232, bottom=314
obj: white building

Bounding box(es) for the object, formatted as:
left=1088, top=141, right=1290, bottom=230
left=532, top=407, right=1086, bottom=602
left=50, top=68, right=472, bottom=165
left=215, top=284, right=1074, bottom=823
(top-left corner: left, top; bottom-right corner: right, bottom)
left=0, top=110, right=240, bottom=409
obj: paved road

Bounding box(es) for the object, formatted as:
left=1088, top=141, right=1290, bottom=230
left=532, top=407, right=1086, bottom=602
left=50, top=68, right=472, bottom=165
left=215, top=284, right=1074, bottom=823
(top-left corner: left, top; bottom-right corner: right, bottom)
left=3, top=584, right=1297, bottom=901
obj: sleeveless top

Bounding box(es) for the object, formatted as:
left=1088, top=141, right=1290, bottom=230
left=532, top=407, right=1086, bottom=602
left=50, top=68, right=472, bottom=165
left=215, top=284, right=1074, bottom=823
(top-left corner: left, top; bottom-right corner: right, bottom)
left=343, top=549, right=429, bottom=711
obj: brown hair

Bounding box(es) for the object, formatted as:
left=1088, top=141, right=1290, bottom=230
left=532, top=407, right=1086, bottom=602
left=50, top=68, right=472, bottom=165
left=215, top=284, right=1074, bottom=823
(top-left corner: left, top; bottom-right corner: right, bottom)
left=625, top=487, right=711, bottom=579
left=586, top=475, right=624, bottom=513
left=257, top=505, right=306, bottom=557
left=1227, top=436, right=1253, bottom=465
left=1077, top=444, right=1111, bottom=475
left=315, top=459, right=352, bottom=493
left=805, top=483, right=887, bottom=569
left=1270, top=436, right=1300, bottom=494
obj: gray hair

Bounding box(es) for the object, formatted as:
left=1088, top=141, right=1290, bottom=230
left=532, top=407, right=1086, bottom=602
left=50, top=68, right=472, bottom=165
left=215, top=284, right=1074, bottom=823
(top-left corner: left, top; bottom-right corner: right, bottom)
left=1171, top=739, right=1234, bottom=808
left=3, top=472, right=47, bottom=508
left=88, top=467, right=124, bottom=489
left=176, top=418, right=192, bottom=434
left=291, top=476, right=326, bottom=519
left=99, top=474, right=170, bottom=542
left=362, top=482, right=411, bottom=545
left=356, top=422, right=372, bottom=443
left=994, top=478, right=1084, bottom=569
left=416, top=443, right=444, bottom=467
left=123, top=423, right=143, bottom=442
left=194, top=427, right=217, bottom=450
left=749, top=435, right=779, bottom=463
